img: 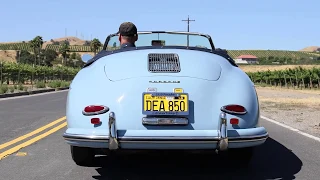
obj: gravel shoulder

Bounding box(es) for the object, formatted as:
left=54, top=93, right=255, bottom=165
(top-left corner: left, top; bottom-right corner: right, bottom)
left=256, top=86, right=320, bottom=137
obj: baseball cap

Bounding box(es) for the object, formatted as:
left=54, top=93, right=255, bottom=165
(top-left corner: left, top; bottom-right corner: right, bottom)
left=117, top=22, right=137, bottom=36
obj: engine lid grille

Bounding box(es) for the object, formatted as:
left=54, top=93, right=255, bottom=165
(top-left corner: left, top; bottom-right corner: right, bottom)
left=148, top=53, right=181, bottom=73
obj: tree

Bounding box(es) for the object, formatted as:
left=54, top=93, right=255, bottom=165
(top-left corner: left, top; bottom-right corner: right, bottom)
left=41, top=49, right=58, bottom=66
left=90, top=38, right=102, bottom=55
left=59, top=41, right=70, bottom=65
left=70, top=52, right=77, bottom=60
left=18, top=50, right=35, bottom=64
left=29, top=36, right=43, bottom=65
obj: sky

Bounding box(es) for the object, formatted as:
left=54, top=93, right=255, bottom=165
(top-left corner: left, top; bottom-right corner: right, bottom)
left=1, top=0, right=319, bottom=51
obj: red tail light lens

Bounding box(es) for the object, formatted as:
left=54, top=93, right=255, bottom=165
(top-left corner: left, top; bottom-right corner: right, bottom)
left=91, top=118, right=101, bottom=124
left=82, top=105, right=109, bottom=116
left=221, top=104, right=247, bottom=115
left=84, top=105, right=104, bottom=112
left=230, top=118, right=239, bottom=125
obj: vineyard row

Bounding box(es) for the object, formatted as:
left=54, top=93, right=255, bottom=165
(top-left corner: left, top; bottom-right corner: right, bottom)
left=0, top=62, right=80, bottom=84
left=246, top=66, right=320, bottom=88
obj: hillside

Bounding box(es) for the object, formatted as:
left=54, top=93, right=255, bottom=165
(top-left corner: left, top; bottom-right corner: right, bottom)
left=0, top=36, right=89, bottom=49
left=42, top=36, right=88, bottom=48
left=0, top=50, right=18, bottom=62
left=299, top=46, right=320, bottom=52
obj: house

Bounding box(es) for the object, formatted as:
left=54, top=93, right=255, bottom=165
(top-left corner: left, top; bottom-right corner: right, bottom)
left=234, top=55, right=259, bottom=64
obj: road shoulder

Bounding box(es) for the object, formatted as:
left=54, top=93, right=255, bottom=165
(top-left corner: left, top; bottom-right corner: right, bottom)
left=256, top=87, right=320, bottom=138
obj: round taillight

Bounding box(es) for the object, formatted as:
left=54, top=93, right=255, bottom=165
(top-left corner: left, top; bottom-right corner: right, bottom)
left=221, top=104, right=247, bottom=114
left=83, top=105, right=109, bottom=116
left=84, top=105, right=104, bottom=113
left=225, top=105, right=245, bottom=112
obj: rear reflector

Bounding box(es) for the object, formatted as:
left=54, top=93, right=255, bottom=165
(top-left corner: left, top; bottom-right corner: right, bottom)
left=83, top=105, right=109, bottom=116
left=230, top=118, right=239, bottom=125
left=221, top=104, right=247, bottom=115
left=91, top=118, right=101, bottom=124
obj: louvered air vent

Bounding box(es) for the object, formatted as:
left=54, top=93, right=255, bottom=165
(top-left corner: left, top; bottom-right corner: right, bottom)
left=148, top=53, right=181, bottom=73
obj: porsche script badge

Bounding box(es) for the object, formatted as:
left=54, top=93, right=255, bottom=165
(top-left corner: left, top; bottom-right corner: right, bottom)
left=149, top=80, right=180, bottom=83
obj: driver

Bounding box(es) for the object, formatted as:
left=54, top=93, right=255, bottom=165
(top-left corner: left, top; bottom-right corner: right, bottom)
left=117, top=22, right=138, bottom=48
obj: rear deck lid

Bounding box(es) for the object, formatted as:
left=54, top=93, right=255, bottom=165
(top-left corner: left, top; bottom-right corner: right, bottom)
left=103, top=49, right=222, bottom=81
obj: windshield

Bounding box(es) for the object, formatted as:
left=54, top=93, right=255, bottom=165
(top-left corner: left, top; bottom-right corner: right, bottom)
left=104, top=32, right=214, bottom=50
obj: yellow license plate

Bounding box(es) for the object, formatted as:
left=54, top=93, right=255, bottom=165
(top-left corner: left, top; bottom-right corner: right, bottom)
left=142, top=92, right=189, bottom=115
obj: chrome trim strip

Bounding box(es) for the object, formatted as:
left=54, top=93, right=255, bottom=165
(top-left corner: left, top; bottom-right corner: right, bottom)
left=108, top=112, right=119, bottom=150
left=62, top=132, right=268, bottom=144
left=217, top=112, right=228, bottom=151
left=118, top=134, right=268, bottom=144
left=64, top=138, right=108, bottom=143
left=229, top=137, right=268, bottom=143
left=228, top=132, right=269, bottom=142
left=62, top=133, right=109, bottom=142
left=118, top=136, right=220, bottom=140
left=119, top=141, right=218, bottom=144
left=142, top=117, right=188, bottom=125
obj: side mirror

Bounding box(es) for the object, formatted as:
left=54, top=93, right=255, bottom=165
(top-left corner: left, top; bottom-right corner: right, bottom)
left=81, top=54, right=93, bottom=63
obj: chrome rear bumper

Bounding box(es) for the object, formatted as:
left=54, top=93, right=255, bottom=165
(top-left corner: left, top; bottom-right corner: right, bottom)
left=63, top=111, right=268, bottom=151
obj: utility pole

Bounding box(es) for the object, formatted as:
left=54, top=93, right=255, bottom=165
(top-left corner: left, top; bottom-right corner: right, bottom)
left=182, top=15, right=195, bottom=47
left=182, top=15, right=195, bottom=32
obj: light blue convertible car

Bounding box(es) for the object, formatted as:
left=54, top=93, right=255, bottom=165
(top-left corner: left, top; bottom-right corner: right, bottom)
left=63, top=31, right=268, bottom=166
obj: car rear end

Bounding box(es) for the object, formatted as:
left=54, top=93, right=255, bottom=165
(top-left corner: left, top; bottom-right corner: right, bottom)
left=64, top=48, right=267, bottom=152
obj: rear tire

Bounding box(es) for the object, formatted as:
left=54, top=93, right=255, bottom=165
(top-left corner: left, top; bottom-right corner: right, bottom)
left=70, top=145, right=95, bottom=166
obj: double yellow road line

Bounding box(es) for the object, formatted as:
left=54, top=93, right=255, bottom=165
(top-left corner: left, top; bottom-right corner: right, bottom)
left=0, top=116, right=67, bottom=160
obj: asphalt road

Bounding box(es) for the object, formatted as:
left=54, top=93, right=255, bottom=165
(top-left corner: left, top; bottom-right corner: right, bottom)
left=0, top=91, right=319, bottom=180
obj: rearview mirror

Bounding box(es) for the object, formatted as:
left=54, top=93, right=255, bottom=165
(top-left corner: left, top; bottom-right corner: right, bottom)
left=152, top=40, right=165, bottom=46
left=81, top=54, right=93, bottom=63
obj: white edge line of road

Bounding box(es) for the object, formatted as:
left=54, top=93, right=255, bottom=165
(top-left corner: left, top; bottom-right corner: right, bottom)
left=261, top=115, right=320, bottom=143
left=0, top=89, right=69, bottom=101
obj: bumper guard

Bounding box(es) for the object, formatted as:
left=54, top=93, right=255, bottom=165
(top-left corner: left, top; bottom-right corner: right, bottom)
left=108, top=112, right=119, bottom=150
left=218, top=111, right=228, bottom=151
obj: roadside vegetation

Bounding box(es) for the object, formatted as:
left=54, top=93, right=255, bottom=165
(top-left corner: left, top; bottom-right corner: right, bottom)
left=239, top=65, right=320, bottom=72
left=0, top=61, right=77, bottom=94
left=0, top=36, right=91, bottom=95
left=245, top=66, right=320, bottom=90
left=0, top=80, right=70, bottom=94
